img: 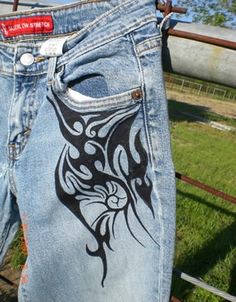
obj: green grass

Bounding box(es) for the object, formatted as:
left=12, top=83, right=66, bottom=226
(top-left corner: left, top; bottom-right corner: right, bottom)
left=169, top=99, right=236, bottom=128
left=170, top=101, right=236, bottom=301
left=10, top=227, right=26, bottom=270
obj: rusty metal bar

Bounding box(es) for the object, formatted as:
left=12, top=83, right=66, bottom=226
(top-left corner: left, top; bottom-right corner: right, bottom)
left=0, top=273, right=18, bottom=288
left=12, top=0, right=19, bottom=11
left=163, top=0, right=172, bottom=17
left=157, top=4, right=187, bottom=14
left=176, top=172, right=236, bottom=205
left=0, top=0, right=49, bottom=7
left=167, top=28, right=236, bottom=51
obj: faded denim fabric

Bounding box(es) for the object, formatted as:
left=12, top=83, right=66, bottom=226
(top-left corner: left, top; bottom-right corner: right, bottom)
left=0, top=0, right=176, bottom=301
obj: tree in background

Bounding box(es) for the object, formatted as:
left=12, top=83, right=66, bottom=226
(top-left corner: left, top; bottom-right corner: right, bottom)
left=176, top=0, right=236, bottom=28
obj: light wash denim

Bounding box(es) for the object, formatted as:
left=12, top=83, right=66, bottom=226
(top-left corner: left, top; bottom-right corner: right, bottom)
left=0, top=0, right=176, bottom=301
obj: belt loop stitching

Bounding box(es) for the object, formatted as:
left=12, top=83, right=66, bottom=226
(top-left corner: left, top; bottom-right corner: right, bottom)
left=47, top=56, right=57, bottom=86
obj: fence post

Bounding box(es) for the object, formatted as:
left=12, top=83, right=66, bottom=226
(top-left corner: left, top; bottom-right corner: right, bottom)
left=180, top=79, right=185, bottom=91
left=222, top=90, right=227, bottom=100
left=198, top=84, right=202, bottom=95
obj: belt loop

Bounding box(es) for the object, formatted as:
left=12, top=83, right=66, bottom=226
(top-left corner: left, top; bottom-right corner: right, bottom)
left=159, top=12, right=173, bottom=32
left=47, top=56, right=57, bottom=86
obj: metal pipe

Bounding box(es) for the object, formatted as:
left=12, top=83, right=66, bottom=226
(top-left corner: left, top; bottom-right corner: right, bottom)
left=0, top=274, right=18, bottom=288
left=12, top=0, right=19, bottom=11
left=167, top=28, right=236, bottom=51
left=162, top=21, right=236, bottom=88
left=174, top=269, right=236, bottom=302
left=163, top=0, right=172, bottom=17
left=0, top=0, right=51, bottom=8
left=157, top=3, right=187, bottom=14
left=175, top=172, right=236, bottom=205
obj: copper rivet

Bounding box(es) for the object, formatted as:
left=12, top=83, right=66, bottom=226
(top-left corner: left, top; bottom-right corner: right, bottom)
left=131, top=89, right=142, bottom=100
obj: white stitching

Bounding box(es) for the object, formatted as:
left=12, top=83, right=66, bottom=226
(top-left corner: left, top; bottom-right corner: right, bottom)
left=58, top=17, right=157, bottom=67
left=129, top=33, right=155, bottom=168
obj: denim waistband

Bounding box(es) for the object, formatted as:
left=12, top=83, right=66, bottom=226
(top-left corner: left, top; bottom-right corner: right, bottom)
left=0, top=0, right=159, bottom=75
left=0, top=0, right=157, bottom=42
left=0, top=1, right=114, bottom=42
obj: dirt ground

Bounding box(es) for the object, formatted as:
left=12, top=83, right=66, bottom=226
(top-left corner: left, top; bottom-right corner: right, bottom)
left=167, top=90, right=236, bottom=119
left=0, top=253, right=20, bottom=302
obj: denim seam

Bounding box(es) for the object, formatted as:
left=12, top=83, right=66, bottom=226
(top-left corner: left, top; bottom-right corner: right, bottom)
left=19, top=283, right=30, bottom=302
left=7, top=47, right=17, bottom=154
left=12, top=134, right=32, bottom=163
left=0, top=70, right=14, bottom=76
left=0, top=0, right=108, bottom=18
left=0, top=32, right=73, bottom=44
left=130, top=33, right=164, bottom=300
left=6, top=48, right=19, bottom=195
left=152, top=176, right=164, bottom=302
left=136, top=36, right=162, bottom=57
left=47, top=56, right=58, bottom=86
left=8, top=164, right=17, bottom=195
left=60, top=98, right=142, bottom=112
left=136, top=34, right=162, bottom=48
left=21, top=77, right=37, bottom=131
left=28, top=76, right=38, bottom=128
left=137, top=44, right=161, bottom=57
left=13, top=79, right=43, bottom=161
left=58, top=17, right=157, bottom=68
left=16, top=134, right=30, bottom=160
left=14, top=71, right=48, bottom=76
left=66, top=0, right=139, bottom=45
left=15, top=77, right=37, bottom=161
left=57, top=88, right=143, bottom=111
left=0, top=45, right=15, bottom=51
left=129, top=33, right=155, bottom=168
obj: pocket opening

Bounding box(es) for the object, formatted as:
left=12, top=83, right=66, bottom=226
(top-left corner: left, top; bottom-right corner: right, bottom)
left=53, top=84, right=143, bottom=112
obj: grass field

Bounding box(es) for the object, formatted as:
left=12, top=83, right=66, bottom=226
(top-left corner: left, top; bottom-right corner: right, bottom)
left=169, top=99, right=236, bottom=301
left=3, top=94, right=236, bottom=302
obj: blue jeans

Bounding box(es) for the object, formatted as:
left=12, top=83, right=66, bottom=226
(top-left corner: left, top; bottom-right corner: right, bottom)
left=0, top=0, right=176, bottom=301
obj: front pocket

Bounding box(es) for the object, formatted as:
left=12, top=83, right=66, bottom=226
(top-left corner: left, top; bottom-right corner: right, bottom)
left=47, top=84, right=161, bottom=287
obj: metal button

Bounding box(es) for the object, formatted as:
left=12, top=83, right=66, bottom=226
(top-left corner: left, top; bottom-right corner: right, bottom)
left=20, top=53, right=35, bottom=66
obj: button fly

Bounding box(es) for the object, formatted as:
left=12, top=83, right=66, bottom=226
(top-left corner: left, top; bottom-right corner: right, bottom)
left=20, top=53, right=35, bottom=66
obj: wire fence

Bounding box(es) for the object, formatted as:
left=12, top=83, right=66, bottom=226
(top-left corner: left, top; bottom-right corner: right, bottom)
left=165, top=74, right=236, bottom=102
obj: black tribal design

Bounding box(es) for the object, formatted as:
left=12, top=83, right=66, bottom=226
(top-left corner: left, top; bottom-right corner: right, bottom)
left=48, top=88, right=158, bottom=287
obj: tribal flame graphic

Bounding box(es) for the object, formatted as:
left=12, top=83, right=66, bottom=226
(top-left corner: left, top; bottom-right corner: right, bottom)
left=48, top=88, right=158, bottom=287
